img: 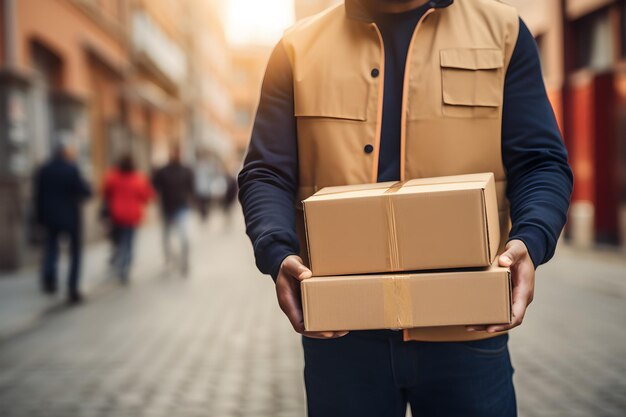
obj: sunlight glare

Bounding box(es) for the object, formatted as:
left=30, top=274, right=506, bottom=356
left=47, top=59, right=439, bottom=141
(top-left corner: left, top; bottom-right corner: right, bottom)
left=225, top=0, right=295, bottom=46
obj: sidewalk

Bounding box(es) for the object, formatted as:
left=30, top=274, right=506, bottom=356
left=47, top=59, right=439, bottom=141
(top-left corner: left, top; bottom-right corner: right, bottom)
left=0, top=208, right=306, bottom=417
left=0, top=210, right=625, bottom=417
left=3, top=225, right=623, bottom=342
left=0, top=223, right=164, bottom=340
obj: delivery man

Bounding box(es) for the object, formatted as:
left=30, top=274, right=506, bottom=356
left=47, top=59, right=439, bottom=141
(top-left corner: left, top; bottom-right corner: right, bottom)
left=238, top=0, right=573, bottom=416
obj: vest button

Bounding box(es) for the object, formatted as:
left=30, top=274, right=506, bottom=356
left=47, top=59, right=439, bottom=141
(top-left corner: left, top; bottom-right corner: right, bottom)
left=371, top=68, right=380, bottom=78
left=364, top=144, right=374, bottom=154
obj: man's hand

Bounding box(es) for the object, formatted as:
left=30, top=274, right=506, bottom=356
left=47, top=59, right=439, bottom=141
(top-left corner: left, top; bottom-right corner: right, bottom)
left=276, top=255, right=349, bottom=339
left=466, top=239, right=535, bottom=333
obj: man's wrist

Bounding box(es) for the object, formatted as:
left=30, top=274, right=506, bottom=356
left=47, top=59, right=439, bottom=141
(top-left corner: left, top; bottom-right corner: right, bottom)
left=507, top=225, right=548, bottom=269
left=269, top=249, right=299, bottom=282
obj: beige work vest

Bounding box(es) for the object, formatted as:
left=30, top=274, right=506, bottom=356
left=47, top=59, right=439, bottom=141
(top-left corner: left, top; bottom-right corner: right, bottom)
left=282, top=0, right=520, bottom=341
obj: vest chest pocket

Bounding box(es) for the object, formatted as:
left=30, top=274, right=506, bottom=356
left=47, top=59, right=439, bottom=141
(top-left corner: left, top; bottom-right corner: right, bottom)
left=294, top=74, right=370, bottom=121
left=440, top=49, right=504, bottom=118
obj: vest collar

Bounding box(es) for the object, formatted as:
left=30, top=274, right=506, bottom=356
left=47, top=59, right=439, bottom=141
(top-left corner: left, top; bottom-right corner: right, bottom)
left=345, top=0, right=454, bottom=22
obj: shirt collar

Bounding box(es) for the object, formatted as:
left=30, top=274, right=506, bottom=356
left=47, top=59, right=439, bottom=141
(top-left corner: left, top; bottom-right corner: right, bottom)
left=345, top=0, right=454, bottom=23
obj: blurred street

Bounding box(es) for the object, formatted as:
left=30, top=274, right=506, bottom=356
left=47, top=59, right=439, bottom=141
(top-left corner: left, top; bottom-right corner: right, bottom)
left=1, top=0, right=625, bottom=416
left=0, top=209, right=624, bottom=417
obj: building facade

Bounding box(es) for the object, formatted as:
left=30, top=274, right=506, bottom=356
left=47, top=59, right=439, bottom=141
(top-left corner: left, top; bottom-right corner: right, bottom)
left=226, top=0, right=339, bottom=161
left=186, top=0, right=236, bottom=171
left=511, top=0, right=626, bottom=249
left=0, top=0, right=235, bottom=270
left=230, top=44, right=271, bottom=163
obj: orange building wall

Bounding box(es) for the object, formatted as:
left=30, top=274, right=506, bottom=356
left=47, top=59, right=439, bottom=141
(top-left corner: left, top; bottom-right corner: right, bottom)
left=136, top=0, right=187, bottom=43
left=98, top=0, right=125, bottom=21
left=87, top=59, right=124, bottom=178
left=128, top=101, right=148, bottom=136
left=15, top=0, right=127, bottom=97
left=148, top=110, right=179, bottom=165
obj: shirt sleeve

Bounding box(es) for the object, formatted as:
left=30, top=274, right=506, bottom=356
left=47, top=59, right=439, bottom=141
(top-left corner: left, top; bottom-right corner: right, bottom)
left=502, top=18, right=574, bottom=268
left=237, top=40, right=300, bottom=280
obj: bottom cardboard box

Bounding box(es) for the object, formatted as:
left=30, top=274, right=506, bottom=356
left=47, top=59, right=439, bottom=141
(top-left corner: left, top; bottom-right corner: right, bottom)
left=301, top=265, right=511, bottom=332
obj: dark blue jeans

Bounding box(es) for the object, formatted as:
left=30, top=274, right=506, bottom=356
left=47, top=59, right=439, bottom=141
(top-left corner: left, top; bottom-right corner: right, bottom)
left=113, top=226, right=135, bottom=281
left=42, top=226, right=81, bottom=296
left=303, top=331, right=516, bottom=417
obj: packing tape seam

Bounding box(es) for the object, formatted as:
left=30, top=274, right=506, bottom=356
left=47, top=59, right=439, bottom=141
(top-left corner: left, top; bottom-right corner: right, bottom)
left=383, top=275, right=413, bottom=329
left=396, top=275, right=412, bottom=328
left=383, top=180, right=407, bottom=273
left=385, top=195, right=401, bottom=272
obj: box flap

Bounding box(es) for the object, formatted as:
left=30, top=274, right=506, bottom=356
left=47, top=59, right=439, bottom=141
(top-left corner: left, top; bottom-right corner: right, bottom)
left=483, top=173, right=501, bottom=262
left=304, top=173, right=494, bottom=202
left=313, top=181, right=395, bottom=196
left=399, top=172, right=493, bottom=187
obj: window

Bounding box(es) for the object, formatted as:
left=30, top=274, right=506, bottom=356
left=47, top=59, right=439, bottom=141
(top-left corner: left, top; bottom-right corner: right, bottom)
left=573, top=8, right=613, bottom=71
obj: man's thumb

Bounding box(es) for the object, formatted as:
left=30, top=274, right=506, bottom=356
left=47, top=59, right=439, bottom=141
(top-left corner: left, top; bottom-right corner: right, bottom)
left=499, top=240, right=525, bottom=267
left=283, top=256, right=312, bottom=280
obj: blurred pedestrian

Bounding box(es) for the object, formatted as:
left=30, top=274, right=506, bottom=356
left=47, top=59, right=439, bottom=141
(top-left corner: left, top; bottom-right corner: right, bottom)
left=220, top=170, right=238, bottom=228
left=152, top=146, right=194, bottom=275
left=103, top=154, right=154, bottom=283
left=193, top=151, right=218, bottom=222
left=34, top=139, right=92, bottom=304
left=222, top=171, right=238, bottom=211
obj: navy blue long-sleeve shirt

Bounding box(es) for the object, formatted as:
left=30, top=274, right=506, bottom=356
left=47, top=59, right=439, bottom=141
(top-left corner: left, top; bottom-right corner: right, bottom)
left=238, top=9, right=573, bottom=280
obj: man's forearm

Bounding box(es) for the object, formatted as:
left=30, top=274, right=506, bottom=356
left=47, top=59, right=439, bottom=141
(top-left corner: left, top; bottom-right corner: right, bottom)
left=502, top=19, right=573, bottom=268
left=238, top=41, right=301, bottom=280
left=238, top=175, right=300, bottom=279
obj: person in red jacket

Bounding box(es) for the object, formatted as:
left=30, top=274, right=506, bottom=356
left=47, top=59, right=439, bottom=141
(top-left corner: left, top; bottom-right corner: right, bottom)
left=103, top=154, right=154, bottom=282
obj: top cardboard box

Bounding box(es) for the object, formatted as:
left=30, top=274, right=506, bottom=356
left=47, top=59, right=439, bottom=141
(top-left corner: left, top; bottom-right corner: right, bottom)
left=302, top=173, right=500, bottom=276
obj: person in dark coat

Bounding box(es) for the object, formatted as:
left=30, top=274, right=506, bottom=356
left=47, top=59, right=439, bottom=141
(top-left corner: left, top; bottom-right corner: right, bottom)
left=152, top=146, right=194, bottom=275
left=34, top=140, right=92, bottom=303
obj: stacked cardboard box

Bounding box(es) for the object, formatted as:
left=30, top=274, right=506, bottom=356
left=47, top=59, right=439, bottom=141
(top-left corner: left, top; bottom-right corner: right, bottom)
left=300, top=173, right=511, bottom=332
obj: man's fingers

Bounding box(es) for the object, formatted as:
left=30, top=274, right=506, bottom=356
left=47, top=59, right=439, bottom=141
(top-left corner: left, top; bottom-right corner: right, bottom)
left=276, top=283, right=305, bottom=333
left=479, top=242, right=535, bottom=333
left=281, top=256, right=312, bottom=281
left=303, top=331, right=349, bottom=339
left=511, top=294, right=528, bottom=324
left=276, top=255, right=314, bottom=335
left=486, top=299, right=526, bottom=333
left=486, top=323, right=512, bottom=333
left=466, top=325, right=487, bottom=332
left=486, top=304, right=524, bottom=333
left=511, top=272, right=532, bottom=315
left=498, top=239, right=527, bottom=267
left=485, top=283, right=531, bottom=333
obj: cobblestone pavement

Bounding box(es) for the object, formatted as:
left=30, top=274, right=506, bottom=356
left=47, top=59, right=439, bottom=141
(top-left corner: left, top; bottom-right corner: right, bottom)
left=0, top=210, right=625, bottom=417
left=510, top=245, right=626, bottom=417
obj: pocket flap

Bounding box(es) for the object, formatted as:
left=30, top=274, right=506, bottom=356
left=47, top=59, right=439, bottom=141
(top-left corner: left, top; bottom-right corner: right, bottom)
left=440, top=49, right=503, bottom=70
left=294, top=75, right=369, bottom=121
